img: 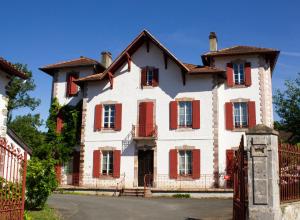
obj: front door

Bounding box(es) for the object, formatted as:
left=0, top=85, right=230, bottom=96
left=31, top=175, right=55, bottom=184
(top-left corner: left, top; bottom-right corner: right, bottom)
left=138, top=150, right=154, bottom=187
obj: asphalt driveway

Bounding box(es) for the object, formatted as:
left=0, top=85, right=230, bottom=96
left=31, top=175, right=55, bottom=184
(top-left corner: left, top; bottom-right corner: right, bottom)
left=48, top=194, right=232, bottom=220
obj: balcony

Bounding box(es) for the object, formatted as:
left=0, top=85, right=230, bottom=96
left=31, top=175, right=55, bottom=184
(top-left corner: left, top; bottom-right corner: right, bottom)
left=132, top=124, right=157, bottom=141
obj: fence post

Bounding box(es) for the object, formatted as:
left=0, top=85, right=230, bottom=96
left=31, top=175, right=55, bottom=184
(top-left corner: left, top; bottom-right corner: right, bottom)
left=246, top=125, right=282, bottom=220
left=20, top=152, right=27, bottom=219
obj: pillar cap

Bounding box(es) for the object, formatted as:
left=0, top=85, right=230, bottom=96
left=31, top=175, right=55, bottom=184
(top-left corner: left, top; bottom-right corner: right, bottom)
left=246, top=124, right=279, bottom=135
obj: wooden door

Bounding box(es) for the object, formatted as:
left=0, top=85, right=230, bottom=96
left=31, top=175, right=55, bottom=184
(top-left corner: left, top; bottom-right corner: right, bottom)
left=138, top=150, right=154, bottom=186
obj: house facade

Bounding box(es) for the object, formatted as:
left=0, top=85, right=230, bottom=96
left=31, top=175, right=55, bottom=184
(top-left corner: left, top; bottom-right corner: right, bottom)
left=0, top=57, right=32, bottom=180
left=41, top=30, right=279, bottom=189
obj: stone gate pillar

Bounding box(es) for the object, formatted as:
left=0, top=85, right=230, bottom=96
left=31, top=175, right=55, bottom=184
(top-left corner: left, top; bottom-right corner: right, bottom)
left=246, top=125, right=282, bottom=220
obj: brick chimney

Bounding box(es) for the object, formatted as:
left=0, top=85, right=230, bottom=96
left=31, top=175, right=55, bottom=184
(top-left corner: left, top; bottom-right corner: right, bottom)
left=101, top=51, right=112, bottom=68
left=209, top=32, right=218, bottom=52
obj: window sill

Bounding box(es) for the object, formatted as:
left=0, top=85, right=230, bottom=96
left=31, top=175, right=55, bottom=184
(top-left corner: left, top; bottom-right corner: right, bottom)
left=232, top=127, right=249, bottom=132
left=177, top=175, right=193, bottom=181
left=175, top=127, right=194, bottom=132
left=142, top=85, right=155, bottom=89
left=231, top=85, right=249, bottom=89
left=95, top=129, right=118, bottom=133
left=99, top=175, right=114, bottom=180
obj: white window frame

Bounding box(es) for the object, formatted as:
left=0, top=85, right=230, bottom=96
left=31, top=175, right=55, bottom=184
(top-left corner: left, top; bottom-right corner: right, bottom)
left=178, top=101, right=192, bottom=127
left=103, top=104, right=115, bottom=129
left=101, top=151, right=113, bottom=175
left=233, top=63, right=245, bottom=85
left=233, top=102, right=248, bottom=128
left=178, top=150, right=192, bottom=176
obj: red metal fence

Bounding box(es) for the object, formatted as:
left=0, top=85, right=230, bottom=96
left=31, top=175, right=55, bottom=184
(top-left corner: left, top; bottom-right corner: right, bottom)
left=0, top=138, right=27, bottom=220
left=279, top=143, right=300, bottom=203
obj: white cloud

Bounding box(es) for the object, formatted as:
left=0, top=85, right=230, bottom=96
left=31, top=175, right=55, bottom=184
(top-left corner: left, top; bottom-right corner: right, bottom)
left=281, top=51, right=300, bottom=57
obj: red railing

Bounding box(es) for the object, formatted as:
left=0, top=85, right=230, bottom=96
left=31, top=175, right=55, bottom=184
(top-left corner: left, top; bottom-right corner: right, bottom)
left=0, top=138, right=27, bottom=220
left=132, top=125, right=157, bottom=138
left=279, top=143, right=300, bottom=203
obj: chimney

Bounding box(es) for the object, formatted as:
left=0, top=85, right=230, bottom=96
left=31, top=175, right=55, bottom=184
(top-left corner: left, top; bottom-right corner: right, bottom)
left=101, top=51, right=112, bottom=68
left=209, top=32, right=218, bottom=52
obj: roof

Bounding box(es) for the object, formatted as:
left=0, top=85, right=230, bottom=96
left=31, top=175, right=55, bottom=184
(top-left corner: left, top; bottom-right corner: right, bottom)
left=7, top=128, right=32, bottom=156
left=0, top=57, right=27, bottom=79
left=40, top=56, right=105, bottom=75
left=75, top=30, right=225, bottom=84
left=99, top=30, right=190, bottom=80
left=184, top=63, right=225, bottom=75
left=202, top=46, right=280, bottom=71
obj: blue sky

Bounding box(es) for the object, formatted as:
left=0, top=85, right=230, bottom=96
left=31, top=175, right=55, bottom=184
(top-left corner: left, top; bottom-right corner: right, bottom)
left=1, top=0, right=299, bottom=129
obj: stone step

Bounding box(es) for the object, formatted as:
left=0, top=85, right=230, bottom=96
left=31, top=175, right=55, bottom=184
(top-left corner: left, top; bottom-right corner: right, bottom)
left=120, top=188, right=145, bottom=197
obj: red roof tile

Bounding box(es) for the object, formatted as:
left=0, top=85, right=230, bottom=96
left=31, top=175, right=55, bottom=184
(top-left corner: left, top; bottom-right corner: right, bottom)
left=0, top=57, right=27, bottom=79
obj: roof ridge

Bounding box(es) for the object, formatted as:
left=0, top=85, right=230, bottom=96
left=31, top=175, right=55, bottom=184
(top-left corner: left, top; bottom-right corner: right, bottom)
left=41, top=56, right=98, bottom=68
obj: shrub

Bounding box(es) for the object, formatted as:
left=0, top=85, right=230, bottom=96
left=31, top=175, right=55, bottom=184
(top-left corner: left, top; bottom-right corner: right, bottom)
left=172, top=193, right=191, bottom=198
left=25, top=158, right=58, bottom=210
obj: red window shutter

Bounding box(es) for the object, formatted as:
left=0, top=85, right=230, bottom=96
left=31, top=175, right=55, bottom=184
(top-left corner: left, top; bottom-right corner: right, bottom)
left=226, top=63, right=234, bottom=87
left=145, top=102, right=154, bottom=136
left=152, top=68, right=159, bottom=87
left=226, top=150, right=234, bottom=175
left=192, top=149, right=201, bottom=179
left=169, top=101, right=178, bottom=130
left=93, top=150, right=101, bottom=178
left=248, top=101, right=256, bottom=128
left=114, top=104, right=122, bottom=131
left=94, top=104, right=102, bottom=131
left=67, top=74, right=78, bottom=96
left=169, top=149, right=178, bottom=179
left=192, top=100, right=200, bottom=129
left=138, top=102, right=147, bottom=137
left=54, top=164, right=62, bottom=184
left=141, top=67, right=147, bottom=88
left=225, top=102, right=234, bottom=130
left=245, top=62, right=252, bottom=86
left=113, top=150, right=121, bottom=178
left=56, top=112, right=63, bottom=134
left=138, top=102, right=154, bottom=137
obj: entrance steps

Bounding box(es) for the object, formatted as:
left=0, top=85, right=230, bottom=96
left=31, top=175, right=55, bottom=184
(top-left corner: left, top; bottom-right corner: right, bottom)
left=120, top=188, right=145, bottom=197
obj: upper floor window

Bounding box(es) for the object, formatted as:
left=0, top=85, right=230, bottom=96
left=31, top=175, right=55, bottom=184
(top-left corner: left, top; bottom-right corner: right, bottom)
left=103, top=105, right=115, bottom=129
left=141, top=67, right=159, bottom=87
left=233, top=102, right=248, bottom=128
left=66, top=73, right=79, bottom=97
left=178, top=101, right=192, bottom=127
left=146, top=68, right=154, bottom=86
left=179, top=150, right=192, bottom=176
left=102, top=151, right=113, bottom=175
left=233, top=63, right=245, bottom=85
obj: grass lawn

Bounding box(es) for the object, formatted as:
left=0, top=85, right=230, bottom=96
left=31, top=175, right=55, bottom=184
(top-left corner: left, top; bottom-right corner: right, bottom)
left=25, top=205, right=61, bottom=220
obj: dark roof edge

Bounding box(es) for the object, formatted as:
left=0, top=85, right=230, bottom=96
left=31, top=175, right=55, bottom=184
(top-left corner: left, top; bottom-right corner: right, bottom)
left=0, top=58, right=28, bottom=79
left=7, top=128, right=32, bottom=156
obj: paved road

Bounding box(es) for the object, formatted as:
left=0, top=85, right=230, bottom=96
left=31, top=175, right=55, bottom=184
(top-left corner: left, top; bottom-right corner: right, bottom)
left=48, top=194, right=232, bottom=220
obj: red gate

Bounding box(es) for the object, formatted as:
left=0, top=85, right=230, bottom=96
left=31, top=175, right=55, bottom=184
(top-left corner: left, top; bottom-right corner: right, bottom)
left=0, top=138, right=27, bottom=220
left=233, top=135, right=248, bottom=220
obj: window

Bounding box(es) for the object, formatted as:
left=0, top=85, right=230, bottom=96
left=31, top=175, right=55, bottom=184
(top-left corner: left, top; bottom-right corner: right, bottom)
left=178, top=101, right=192, bottom=127
left=179, top=150, right=192, bottom=175
left=233, top=63, right=245, bottom=85
left=102, top=151, right=113, bottom=175
left=146, top=68, right=154, bottom=86
left=103, top=105, right=115, bottom=129
left=234, top=102, right=248, bottom=128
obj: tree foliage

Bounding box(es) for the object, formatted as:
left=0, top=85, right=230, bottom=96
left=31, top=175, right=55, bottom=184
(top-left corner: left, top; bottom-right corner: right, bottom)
left=6, top=63, right=40, bottom=122
left=37, top=98, right=82, bottom=163
left=273, top=73, right=300, bottom=143
left=25, top=158, right=58, bottom=210
left=8, top=114, right=45, bottom=154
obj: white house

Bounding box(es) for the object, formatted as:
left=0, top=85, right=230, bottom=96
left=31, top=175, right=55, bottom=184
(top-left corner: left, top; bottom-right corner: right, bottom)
left=0, top=57, right=32, bottom=180
left=40, top=30, right=279, bottom=190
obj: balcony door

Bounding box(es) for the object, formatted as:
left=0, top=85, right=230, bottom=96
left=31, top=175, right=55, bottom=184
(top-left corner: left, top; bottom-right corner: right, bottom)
left=138, top=102, right=154, bottom=137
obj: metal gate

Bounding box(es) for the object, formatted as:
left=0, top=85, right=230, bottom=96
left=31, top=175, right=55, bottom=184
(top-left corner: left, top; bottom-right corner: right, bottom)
left=233, top=135, right=248, bottom=220
left=0, top=138, right=27, bottom=220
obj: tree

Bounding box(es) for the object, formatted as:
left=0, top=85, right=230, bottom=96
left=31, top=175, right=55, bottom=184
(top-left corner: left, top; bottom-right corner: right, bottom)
left=8, top=114, right=45, bottom=154
left=6, top=63, right=40, bottom=122
left=25, top=158, right=58, bottom=210
left=273, top=73, right=300, bottom=143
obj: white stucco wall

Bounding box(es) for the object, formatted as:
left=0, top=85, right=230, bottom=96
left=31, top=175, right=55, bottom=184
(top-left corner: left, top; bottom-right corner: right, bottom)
left=0, top=71, right=9, bottom=137
left=82, top=42, right=215, bottom=187
left=214, top=55, right=272, bottom=174
left=54, top=66, right=95, bottom=106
